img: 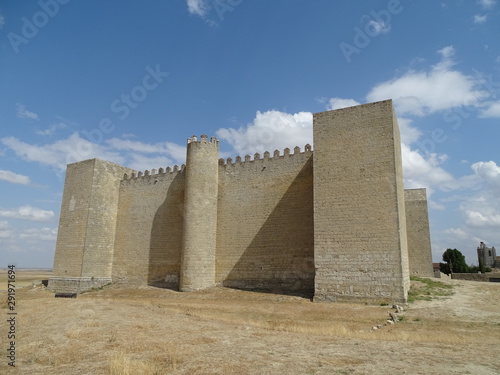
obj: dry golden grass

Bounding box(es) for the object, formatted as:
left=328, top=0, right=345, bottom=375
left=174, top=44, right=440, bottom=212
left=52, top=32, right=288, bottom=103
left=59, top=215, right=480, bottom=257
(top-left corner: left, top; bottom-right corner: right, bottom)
left=107, top=345, right=181, bottom=375
left=0, top=268, right=52, bottom=290
left=1, top=278, right=499, bottom=374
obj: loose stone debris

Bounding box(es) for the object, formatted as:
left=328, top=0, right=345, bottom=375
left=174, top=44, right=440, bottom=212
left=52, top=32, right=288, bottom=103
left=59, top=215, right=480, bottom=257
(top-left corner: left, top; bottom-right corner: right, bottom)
left=371, top=304, right=408, bottom=331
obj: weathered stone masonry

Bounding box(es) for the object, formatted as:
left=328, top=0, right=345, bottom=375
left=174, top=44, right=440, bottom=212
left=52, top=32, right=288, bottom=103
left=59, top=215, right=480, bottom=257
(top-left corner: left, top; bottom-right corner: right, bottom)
left=49, top=100, right=433, bottom=303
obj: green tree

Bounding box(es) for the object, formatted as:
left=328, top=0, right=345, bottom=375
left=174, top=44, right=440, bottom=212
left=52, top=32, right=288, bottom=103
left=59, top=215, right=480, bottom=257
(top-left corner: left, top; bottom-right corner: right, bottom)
left=441, top=248, right=469, bottom=274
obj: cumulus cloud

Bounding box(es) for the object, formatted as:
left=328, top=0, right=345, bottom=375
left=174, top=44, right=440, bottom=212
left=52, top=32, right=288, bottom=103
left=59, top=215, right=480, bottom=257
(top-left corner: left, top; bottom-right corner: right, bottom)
left=366, top=46, right=488, bottom=116
left=478, top=0, right=496, bottom=9
left=473, top=14, right=487, bottom=23
left=0, top=205, right=54, bottom=222
left=1, top=132, right=188, bottom=173
left=187, top=0, right=209, bottom=17
left=463, top=206, right=500, bottom=228
left=1, top=133, right=125, bottom=170
left=444, top=227, right=469, bottom=240
left=443, top=160, right=500, bottom=258
left=0, top=170, right=31, bottom=185
left=397, top=117, right=422, bottom=145
left=401, top=143, right=454, bottom=191
left=126, top=154, right=175, bottom=172
left=216, top=110, right=313, bottom=156
left=104, top=138, right=186, bottom=171
left=36, top=122, right=66, bottom=136
left=106, top=138, right=186, bottom=161
left=471, top=161, right=500, bottom=190
left=366, top=20, right=391, bottom=35
left=19, top=227, right=58, bottom=242
left=327, top=97, right=361, bottom=110
left=16, top=103, right=39, bottom=120
left=0, top=221, right=13, bottom=239
left=479, top=100, right=500, bottom=118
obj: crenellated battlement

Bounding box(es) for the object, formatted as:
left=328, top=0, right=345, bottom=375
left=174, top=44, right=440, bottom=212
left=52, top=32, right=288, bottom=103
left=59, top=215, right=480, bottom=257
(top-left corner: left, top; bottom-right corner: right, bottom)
left=187, top=134, right=218, bottom=145
left=122, top=164, right=186, bottom=181
left=218, top=144, right=312, bottom=167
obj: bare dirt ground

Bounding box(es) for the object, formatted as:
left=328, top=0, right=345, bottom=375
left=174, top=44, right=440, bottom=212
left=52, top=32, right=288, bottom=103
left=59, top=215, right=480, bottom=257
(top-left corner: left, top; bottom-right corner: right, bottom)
left=1, top=274, right=499, bottom=375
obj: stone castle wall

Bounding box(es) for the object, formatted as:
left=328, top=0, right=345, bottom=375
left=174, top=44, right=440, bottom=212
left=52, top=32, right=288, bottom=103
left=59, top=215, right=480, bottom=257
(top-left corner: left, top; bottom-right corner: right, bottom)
left=216, top=146, right=314, bottom=294
left=112, top=167, right=185, bottom=287
left=109, top=144, right=315, bottom=293
left=50, top=100, right=432, bottom=302
left=404, top=188, right=433, bottom=277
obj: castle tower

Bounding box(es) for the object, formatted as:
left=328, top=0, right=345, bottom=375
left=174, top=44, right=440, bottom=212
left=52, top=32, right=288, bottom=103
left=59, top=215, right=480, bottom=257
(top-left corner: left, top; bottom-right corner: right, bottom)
left=404, top=188, right=433, bottom=277
left=313, top=100, right=410, bottom=303
left=179, top=135, right=219, bottom=291
left=48, top=159, right=134, bottom=293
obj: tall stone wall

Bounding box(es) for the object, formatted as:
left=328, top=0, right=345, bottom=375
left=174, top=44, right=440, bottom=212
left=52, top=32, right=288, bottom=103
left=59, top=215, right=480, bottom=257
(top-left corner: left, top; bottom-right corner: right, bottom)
left=49, top=159, right=133, bottom=293
left=313, top=100, right=410, bottom=303
left=216, top=146, right=315, bottom=295
left=404, top=188, right=433, bottom=277
left=112, top=168, right=185, bottom=287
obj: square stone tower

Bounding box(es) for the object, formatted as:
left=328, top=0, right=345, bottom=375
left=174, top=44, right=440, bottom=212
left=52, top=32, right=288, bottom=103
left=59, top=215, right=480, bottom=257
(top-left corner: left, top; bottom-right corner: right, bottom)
left=405, top=188, right=433, bottom=277
left=313, top=100, right=410, bottom=303
left=49, top=159, right=134, bottom=293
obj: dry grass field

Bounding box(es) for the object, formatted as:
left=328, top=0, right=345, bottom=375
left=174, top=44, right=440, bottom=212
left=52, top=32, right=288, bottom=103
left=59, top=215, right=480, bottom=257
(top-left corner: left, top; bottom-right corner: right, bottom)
left=1, top=272, right=500, bottom=374
left=0, top=269, right=52, bottom=291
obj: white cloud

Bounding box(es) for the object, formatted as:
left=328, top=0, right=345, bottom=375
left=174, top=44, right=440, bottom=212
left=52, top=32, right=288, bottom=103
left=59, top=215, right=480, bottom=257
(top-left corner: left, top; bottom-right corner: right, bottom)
left=464, top=207, right=500, bottom=227
left=0, top=205, right=54, bottom=222
left=366, top=46, right=488, bottom=116
left=0, top=170, right=31, bottom=185
left=1, top=133, right=125, bottom=170
left=106, top=138, right=185, bottom=160
left=327, top=97, right=361, bottom=110
left=471, top=161, right=500, bottom=190
left=16, top=103, right=39, bottom=120
left=401, top=143, right=455, bottom=191
left=19, top=227, right=58, bottom=242
left=36, top=122, right=66, bottom=136
left=127, top=154, right=175, bottom=172
left=1, top=132, right=188, bottom=173
left=216, top=110, right=313, bottom=156
left=460, top=191, right=500, bottom=229
left=473, top=14, right=487, bottom=23
left=0, top=12, right=4, bottom=29
left=366, top=20, right=391, bottom=36
left=397, top=117, right=422, bottom=145
left=187, top=0, right=209, bottom=17
left=446, top=160, right=500, bottom=254
left=0, top=221, right=13, bottom=239
left=444, top=228, right=469, bottom=240
left=105, top=138, right=186, bottom=170
left=478, top=0, right=496, bottom=9
left=479, top=100, right=500, bottom=117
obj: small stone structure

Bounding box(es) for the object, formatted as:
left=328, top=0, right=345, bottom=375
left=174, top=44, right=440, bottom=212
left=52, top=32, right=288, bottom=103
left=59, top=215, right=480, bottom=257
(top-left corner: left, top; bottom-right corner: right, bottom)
left=477, top=241, right=497, bottom=268
left=49, top=100, right=433, bottom=303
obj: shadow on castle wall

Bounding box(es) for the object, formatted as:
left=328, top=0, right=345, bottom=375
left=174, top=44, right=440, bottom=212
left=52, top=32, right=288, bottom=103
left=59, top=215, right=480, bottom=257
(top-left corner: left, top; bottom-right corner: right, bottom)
left=143, top=156, right=315, bottom=299
left=148, top=172, right=184, bottom=287
left=222, top=157, right=315, bottom=298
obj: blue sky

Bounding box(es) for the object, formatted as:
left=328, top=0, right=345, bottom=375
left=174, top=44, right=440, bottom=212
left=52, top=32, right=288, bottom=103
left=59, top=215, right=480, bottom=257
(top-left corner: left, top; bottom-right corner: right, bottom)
left=0, top=0, right=499, bottom=268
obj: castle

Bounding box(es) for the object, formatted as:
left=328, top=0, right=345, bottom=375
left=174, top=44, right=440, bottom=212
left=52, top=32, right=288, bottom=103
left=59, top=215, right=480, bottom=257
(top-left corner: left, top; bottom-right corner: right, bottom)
left=48, top=100, right=433, bottom=303
left=477, top=242, right=498, bottom=269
